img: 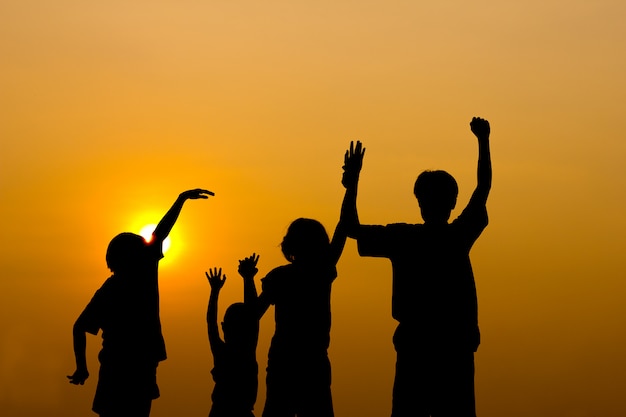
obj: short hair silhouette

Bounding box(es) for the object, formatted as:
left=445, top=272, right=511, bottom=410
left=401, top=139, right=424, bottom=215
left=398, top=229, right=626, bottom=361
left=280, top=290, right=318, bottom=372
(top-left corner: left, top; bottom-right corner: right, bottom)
left=280, top=218, right=331, bottom=263
left=206, top=255, right=260, bottom=417
left=222, top=302, right=259, bottom=347
left=105, top=232, right=147, bottom=273
left=340, top=117, right=492, bottom=416
left=68, top=189, right=213, bottom=417
left=413, top=170, right=459, bottom=224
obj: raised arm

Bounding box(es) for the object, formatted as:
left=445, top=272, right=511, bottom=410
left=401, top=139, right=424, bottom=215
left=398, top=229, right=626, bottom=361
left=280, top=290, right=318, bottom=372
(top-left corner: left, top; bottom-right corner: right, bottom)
left=238, top=253, right=259, bottom=304
left=337, top=141, right=365, bottom=241
left=67, top=321, right=89, bottom=385
left=205, top=267, right=226, bottom=353
left=153, top=189, right=214, bottom=243
left=468, top=117, right=492, bottom=207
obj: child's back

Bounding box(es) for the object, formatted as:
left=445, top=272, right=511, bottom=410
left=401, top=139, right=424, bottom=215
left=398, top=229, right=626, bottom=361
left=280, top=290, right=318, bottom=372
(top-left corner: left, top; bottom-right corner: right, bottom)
left=252, top=217, right=347, bottom=417
left=262, top=260, right=336, bottom=355
left=206, top=255, right=260, bottom=417
left=209, top=303, right=258, bottom=417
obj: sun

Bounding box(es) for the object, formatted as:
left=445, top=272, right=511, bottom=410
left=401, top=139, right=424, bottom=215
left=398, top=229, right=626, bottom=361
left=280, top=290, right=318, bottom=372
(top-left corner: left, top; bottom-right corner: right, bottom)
left=139, top=224, right=171, bottom=254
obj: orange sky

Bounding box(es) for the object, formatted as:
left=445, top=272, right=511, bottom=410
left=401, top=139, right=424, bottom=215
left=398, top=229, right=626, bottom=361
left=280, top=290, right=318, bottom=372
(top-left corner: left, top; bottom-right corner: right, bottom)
left=2, top=1, right=626, bottom=416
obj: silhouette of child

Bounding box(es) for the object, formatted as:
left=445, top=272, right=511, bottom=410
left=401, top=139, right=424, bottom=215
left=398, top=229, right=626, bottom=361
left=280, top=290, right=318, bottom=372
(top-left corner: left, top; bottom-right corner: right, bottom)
left=206, top=254, right=261, bottom=417
left=341, top=117, right=492, bottom=417
left=252, top=213, right=349, bottom=417
left=67, top=188, right=213, bottom=417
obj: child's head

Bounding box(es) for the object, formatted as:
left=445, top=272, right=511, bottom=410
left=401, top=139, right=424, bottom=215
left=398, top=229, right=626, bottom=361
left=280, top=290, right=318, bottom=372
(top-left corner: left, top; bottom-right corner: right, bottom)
left=222, top=302, right=259, bottom=348
left=413, top=170, right=458, bottom=224
left=281, top=218, right=330, bottom=264
left=105, top=232, right=147, bottom=274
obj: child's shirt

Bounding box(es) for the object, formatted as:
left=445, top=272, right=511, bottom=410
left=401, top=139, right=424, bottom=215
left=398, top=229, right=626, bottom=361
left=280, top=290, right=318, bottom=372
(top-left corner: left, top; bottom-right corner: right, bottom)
left=261, top=263, right=337, bottom=357
left=75, top=239, right=167, bottom=364
left=210, top=345, right=258, bottom=417
left=356, top=203, right=487, bottom=351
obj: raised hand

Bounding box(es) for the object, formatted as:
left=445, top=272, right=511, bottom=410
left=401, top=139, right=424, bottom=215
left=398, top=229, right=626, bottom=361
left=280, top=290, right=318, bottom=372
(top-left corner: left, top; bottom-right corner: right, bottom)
left=180, top=188, right=215, bottom=200
left=205, top=267, right=226, bottom=291
left=342, top=140, right=366, bottom=189
left=67, top=368, right=89, bottom=385
left=238, top=253, right=260, bottom=280
left=470, top=117, right=490, bottom=141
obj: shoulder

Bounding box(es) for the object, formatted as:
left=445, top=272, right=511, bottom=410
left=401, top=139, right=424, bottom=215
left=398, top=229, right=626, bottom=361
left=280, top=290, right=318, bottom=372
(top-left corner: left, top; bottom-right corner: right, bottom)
left=261, top=265, right=291, bottom=287
left=387, top=222, right=419, bottom=232
left=92, top=276, right=119, bottom=298
left=264, top=264, right=292, bottom=279
left=453, top=203, right=488, bottom=229
left=358, top=222, right=416, bottom=237
left=145, top=239, right=164, bottom=260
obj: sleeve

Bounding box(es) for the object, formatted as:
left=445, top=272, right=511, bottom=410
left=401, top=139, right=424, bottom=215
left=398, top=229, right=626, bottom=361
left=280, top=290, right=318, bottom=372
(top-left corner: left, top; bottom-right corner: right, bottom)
left=146, top=238, right=164, bottom=261
left=453, top=200, right=488, bottom=246
left=356, top=224, right=393, bottom=258
left=260, top=268, right=280, bottom=306
left=74, top=288, right=106, bottom=336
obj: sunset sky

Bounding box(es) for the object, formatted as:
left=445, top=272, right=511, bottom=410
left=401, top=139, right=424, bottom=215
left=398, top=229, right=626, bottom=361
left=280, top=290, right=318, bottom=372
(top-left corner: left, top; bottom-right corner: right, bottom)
left=1, top=1, right=626, bottom=416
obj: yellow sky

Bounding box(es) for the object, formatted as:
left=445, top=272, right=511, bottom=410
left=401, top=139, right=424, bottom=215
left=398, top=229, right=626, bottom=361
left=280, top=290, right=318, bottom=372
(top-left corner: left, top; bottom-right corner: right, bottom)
left=2, top=1, right=626, bottom=416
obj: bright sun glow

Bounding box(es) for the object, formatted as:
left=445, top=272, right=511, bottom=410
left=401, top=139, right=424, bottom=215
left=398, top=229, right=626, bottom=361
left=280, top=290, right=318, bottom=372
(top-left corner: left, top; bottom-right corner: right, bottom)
left=139, top=224, right=171, bottom=253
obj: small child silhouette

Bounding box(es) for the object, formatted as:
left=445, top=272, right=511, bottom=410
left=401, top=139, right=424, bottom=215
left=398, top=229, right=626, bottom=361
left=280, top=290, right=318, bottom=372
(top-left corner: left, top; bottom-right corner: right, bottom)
left=67, top=188, right=212, bottom=417
left=206, top=254, right=261, bottom=417
left=341, top=117, right=492, bottom=417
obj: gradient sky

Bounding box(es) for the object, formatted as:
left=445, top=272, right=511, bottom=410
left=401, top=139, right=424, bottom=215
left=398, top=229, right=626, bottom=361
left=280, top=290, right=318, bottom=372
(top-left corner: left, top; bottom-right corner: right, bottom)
left=1, top=1, right=626, bottom=416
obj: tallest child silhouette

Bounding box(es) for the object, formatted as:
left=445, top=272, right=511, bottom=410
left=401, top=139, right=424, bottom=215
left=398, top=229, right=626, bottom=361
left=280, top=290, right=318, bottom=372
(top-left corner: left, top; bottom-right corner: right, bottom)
left=68, top=188, right=213, bottom=417
left=341, top=117, right=492, bottom=417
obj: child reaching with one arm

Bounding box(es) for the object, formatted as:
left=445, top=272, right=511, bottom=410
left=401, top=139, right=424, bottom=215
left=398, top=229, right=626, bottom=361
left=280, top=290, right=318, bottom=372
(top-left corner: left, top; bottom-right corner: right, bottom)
left=250, top=169, right=353, bottom=417
left=67, top=188, right=213, bottom=417
left=206, top=254, right=261, bottom=417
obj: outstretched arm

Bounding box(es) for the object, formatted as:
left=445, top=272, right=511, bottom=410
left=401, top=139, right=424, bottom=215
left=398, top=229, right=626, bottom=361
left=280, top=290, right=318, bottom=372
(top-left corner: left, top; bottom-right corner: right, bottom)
left=153, top=189, right=214, bottom=243
left=238, top=253, right=260, bottom=304
left=340, top=140, right=365, bottom=235
left=330, top=140, right=366, bottom=263
left=469, top=117, right=492, bottom=207
left=206, top=267, right=226, bottom=353
left=67, top=322, right=89, bottom=385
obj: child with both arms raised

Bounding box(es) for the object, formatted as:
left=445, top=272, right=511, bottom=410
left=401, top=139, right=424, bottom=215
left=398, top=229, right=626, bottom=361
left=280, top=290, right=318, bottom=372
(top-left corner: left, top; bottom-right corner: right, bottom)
left=206, top=253, right=261, bottom=417
left=341, top=117, right=492, bottom=417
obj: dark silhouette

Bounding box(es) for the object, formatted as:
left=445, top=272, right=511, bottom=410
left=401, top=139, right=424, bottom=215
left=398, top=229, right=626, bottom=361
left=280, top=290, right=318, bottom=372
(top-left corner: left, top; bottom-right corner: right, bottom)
left=206, top=254, right=261, bottom=417
left=67, top=188, right=213, bottom=417
left=251, top=213, right=350, bottom=416
left=341, top=117, right=492, bottom=417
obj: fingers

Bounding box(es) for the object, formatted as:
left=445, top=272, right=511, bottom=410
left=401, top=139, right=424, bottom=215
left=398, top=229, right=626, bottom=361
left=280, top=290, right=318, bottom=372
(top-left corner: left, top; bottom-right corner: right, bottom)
left=67, top=374, right=86, bottom=385
left=185, top=188, right=215, bottom=199
left=197, top=189, right=214, bottom=199
left=205, top=268, right=225, bottom=284
left=239, top=253, right=260, bottom=265
left=354, top=140, right=362, bottom=156
left=345, top=140, right=365, bottom=162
